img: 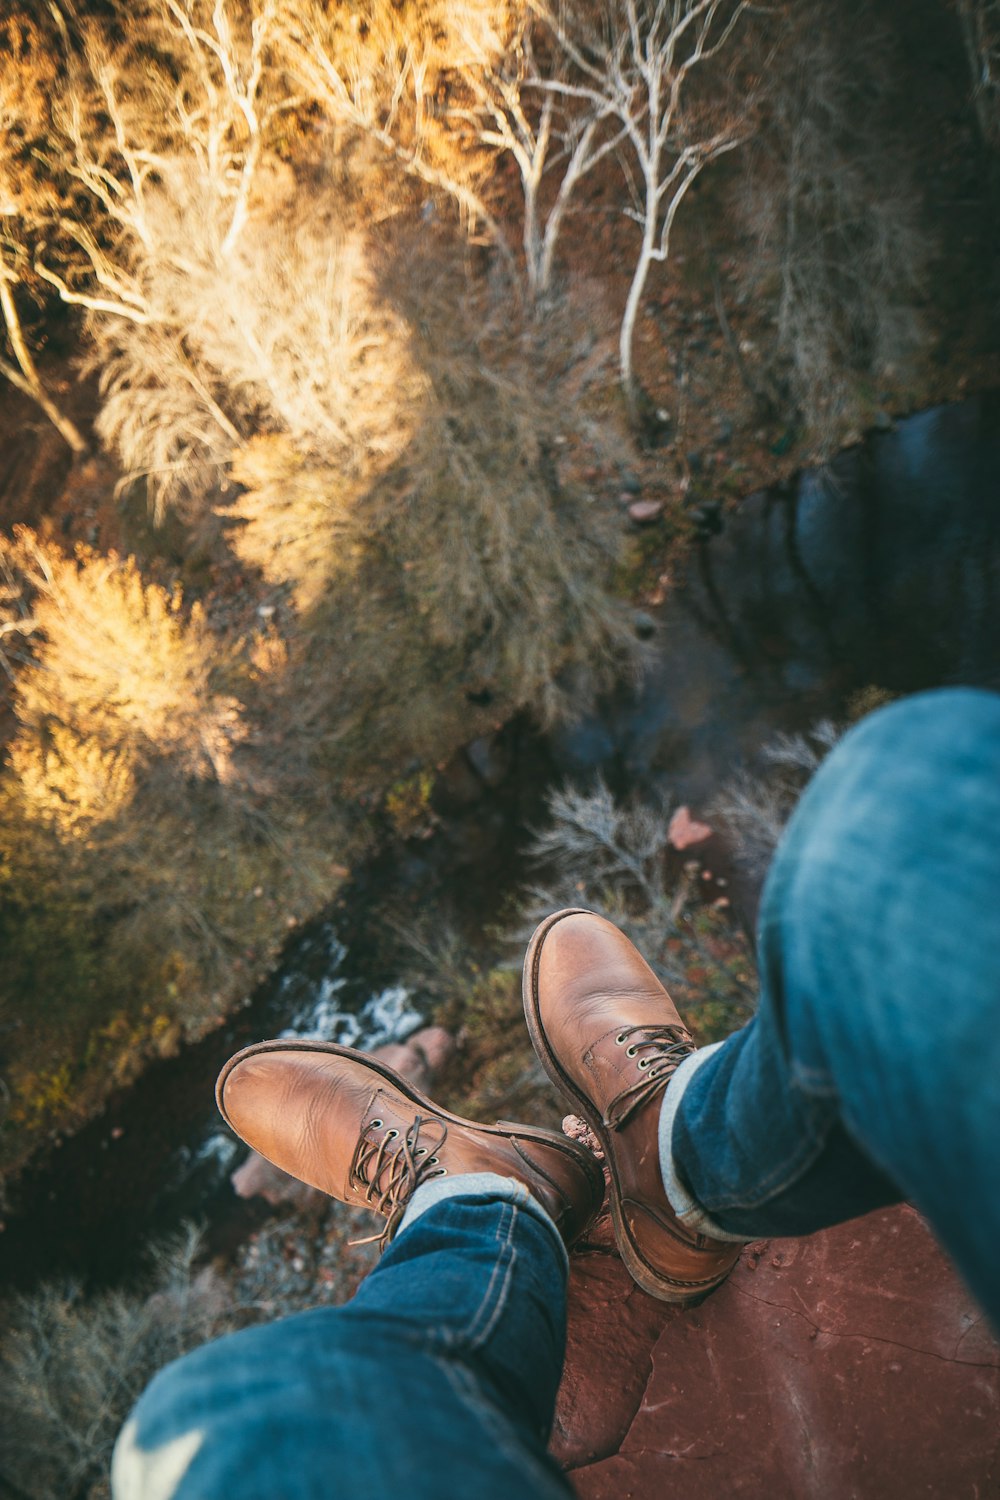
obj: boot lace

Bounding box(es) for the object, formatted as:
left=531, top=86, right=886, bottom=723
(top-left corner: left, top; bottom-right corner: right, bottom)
left=604, top=1023, right=697, bottom=1131
left=348, top=1113, right=448, bottom=1252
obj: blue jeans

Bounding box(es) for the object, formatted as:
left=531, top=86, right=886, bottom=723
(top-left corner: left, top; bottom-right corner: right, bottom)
left=113, top=1184, right=574, bottom=1500
left=115, top=689, right=1000, bottom=1498
left=661, top=687, right=1000, bottom=1329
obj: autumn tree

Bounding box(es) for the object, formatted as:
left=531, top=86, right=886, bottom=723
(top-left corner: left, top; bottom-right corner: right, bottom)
left=21, top=0, right=301, bottom=512
left=0, top=528, right=340, bottom=1155
left=527, top=0, right=750, bottom=419
left=276, top=0, right=511, bottom=257
left=285, top=0, right=752, bottom=417
left=448, top=6, right=627, bottom=301
left=0, top=11, right=88, bottom=452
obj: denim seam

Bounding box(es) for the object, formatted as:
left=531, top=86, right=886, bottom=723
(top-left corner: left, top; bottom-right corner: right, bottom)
left=462, top=1204, right=518, bottom=1352
left=435, top=1202, right=515, bottom=1352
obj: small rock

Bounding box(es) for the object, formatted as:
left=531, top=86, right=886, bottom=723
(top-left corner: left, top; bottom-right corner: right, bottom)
left=628, top=499, right=663, bottom=524
left=231, top=1153, right=322, bottom=1209
left=370, top=1041, right=433, bottom=1091
left=406, top=1026, right=455, bottom=1073
left=465, top=734, right=510, bottom=788
left=562, top=1114, right=605, bottom=1160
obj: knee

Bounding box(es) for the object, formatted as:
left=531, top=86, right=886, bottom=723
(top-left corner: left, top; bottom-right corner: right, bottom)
left=111, top=1355, right=210, bottom=1500
left=776, top=688, right=1000, bottom=886
left=758, top=686, right=1000, bottom=1067
left=814, top=687, right=1000, bottom=809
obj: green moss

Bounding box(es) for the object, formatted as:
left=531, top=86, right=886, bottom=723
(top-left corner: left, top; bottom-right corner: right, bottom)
left=384, top=770, right=436, bottom=839
left=432, top=968, right=563, bottom=1131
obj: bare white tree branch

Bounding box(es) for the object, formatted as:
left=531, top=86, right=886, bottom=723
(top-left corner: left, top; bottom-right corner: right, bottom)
left=524, top=0, right=750, bottom=416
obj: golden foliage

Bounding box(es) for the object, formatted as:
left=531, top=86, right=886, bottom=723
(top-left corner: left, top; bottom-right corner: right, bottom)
left=8, top=727, right=134, bottom=842
left=228, top=435, right=359, bottom=608
left=0, top=11, right=61, bottom=238
left=281, top=0, right=508, bottom=204
left=7, top=530, right=234, bottom=776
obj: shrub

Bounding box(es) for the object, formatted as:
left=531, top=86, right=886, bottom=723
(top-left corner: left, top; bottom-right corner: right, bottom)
left=0, top=530, right=344, bottom=1163
left=364, top=238, right=636, bottom=727
left=710, top=720, right=842, bottom=878
left=0, top=1215, right=378, bottom=1500
left=0, top=1228, right=240, bottom=1500
left=6, top=531, right=235, bottom=777
left=741, top=1, right=932, bottom=448
left=226, top=433, right=365, bottom=612
left=519, top=778, right=756, bottom=1036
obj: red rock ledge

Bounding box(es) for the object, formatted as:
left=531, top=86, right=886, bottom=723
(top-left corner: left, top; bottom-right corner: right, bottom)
left=555, top=1205, right=999, bottom=1498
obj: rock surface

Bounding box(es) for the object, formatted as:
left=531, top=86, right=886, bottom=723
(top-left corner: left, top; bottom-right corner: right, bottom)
left=554, top=1204, right=999, bottom=1498
left=628, top=499, right=664, bottom=524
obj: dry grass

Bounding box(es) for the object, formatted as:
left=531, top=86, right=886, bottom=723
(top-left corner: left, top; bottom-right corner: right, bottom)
left=710, top=721, right=842, bottom=878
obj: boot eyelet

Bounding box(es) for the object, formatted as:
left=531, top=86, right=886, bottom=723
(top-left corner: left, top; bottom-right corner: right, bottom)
left=430, top=1167, right=448, bottom=1178
left=428, top=1156, right=439, bottom=1165
left=626, top=1045, right=638, bottom=1057
left=415, top=1146, right=427, bottom=1156
left=615, top=1032, right=629, bottom=1046
left=385, top=1128, right=399, bottom=1139
left=638, top=1057, right=650, bottom=1069
left=370, top=1118, right=383, bottom=1129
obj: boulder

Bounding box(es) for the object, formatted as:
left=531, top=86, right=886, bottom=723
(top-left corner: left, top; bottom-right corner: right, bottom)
left=465, top=734, right=511, bottom=788
left=556, top=1205, right=999, bottom=1498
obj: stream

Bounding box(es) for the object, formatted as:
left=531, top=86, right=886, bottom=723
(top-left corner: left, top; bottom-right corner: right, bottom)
left=2, top=392, right=998, bottom=1293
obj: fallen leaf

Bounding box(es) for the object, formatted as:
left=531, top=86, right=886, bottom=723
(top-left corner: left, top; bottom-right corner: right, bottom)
left=667, top=805, right=713, bottom=850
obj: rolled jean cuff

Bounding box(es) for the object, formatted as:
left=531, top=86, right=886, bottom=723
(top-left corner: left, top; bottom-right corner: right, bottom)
left=658, top=1044, right=747, bottom=1243
left=396, top=1171, right=570, bottom=1275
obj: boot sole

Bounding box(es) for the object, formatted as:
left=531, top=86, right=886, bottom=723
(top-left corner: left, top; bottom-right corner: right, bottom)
left=216, top=1036, right=607, bottom=1245
left=523, top=908, right=739, bottom=1304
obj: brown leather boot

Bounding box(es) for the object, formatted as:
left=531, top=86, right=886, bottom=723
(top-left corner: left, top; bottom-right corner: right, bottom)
left=523, top=908, right=745, bottom=1303
left=216, top=1039, right=606, bottom=1250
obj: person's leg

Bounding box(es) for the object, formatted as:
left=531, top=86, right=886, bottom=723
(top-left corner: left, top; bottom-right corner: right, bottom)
left=661, top=688, right=1000, bottom=1325
left=113, top=1184, right=574, bottom=1500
